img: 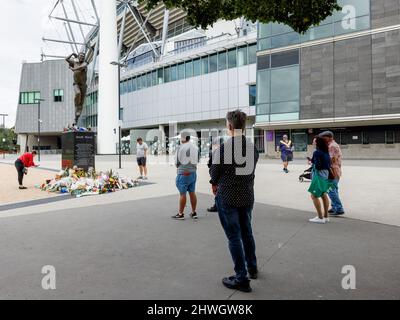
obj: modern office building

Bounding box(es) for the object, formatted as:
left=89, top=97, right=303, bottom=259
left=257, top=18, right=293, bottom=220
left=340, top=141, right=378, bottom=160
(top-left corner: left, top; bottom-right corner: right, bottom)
left=256, top=0, right=400, bottom=159
left=15, top=59, right=75, bottom=153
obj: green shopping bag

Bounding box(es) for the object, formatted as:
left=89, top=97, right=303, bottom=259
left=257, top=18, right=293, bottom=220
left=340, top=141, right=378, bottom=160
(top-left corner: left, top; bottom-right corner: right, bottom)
left=308, top=168, right=332, bottom=198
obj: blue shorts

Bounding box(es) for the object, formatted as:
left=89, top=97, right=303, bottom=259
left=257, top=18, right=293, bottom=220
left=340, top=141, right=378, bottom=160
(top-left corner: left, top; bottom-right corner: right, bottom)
left=176, top=172, right=197, bottom=194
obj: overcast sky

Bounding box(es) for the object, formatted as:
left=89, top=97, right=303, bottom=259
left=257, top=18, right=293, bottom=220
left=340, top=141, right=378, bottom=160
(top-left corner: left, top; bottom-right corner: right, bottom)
left=0, top=0, right=53, bottom=127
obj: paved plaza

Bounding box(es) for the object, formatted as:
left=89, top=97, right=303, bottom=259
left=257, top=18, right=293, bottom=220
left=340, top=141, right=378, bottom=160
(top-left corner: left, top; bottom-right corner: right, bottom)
left=0, top=154, right=400, bottom=299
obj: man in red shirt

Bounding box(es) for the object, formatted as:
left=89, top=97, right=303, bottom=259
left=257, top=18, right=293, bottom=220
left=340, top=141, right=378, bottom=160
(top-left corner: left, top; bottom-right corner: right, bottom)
left=14, top=151, right=39, bottom=189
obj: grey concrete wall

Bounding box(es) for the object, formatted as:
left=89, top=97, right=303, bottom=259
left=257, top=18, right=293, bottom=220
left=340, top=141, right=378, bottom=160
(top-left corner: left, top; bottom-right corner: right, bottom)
left=372, top=29, right=400, bottom=115
left=371, top=0, right=400, bottom=29
left=300, top=43, right=334, bottom=119
left=334, top=36, right=373, bottom=118
left=15, top=60, right=75, bottom=134
left=300, top=31, right=400, bottom=120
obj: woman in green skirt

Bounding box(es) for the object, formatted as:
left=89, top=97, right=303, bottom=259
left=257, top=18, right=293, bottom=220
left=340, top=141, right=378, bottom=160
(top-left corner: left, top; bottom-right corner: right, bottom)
left=308, top=137, right=332, bottom=224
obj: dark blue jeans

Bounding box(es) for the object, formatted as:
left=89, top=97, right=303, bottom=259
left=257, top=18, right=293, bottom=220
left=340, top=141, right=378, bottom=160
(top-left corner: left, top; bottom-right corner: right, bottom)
left=216, top=196, right=257, bottom=283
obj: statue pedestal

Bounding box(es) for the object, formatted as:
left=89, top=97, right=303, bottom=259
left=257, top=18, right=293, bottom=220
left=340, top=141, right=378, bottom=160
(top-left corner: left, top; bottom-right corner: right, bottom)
left=61, top=131, right=95, bottom=171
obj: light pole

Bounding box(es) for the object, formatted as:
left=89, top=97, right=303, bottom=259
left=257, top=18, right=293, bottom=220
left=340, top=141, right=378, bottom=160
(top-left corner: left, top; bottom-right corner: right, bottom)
left=35, top=99, right=45, bottom=162
left=0, top=114, right=8, bottom=159
left=110, top=61, right=128, bottom=170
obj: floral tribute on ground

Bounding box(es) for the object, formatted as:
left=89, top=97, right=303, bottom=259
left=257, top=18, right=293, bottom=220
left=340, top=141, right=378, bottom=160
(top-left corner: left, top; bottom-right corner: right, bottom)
left=38, top=167, right=140, bottom=198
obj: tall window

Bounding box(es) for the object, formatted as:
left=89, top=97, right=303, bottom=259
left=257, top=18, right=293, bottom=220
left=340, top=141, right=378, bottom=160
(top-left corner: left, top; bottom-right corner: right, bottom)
left=249, top=85, right=256, bottom=106
left=218, top=51, right=227, bottom=71
left=256, top=49, right=300, bottom=122
left=228, top=48, right=237, bottom=68
left=209, top=54, right=218, bottom=73
left=202, top=56, right=209, bottom=74
left=54, top=89, right=64, bottom=102
left=20, top=91, right=41, bottom=104
left=237, top=46, right=248, bottom=67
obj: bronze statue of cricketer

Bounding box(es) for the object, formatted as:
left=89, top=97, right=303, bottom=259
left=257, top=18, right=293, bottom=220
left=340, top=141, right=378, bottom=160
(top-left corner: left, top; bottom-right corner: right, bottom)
left=66, top=52, right=88, bottom=125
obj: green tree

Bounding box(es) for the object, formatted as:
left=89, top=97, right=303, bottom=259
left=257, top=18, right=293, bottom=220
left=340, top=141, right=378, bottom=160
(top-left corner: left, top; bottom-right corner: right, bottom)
left=140, top=0, right=341, bottom=33
left=0, top=127, right=17, bottom=152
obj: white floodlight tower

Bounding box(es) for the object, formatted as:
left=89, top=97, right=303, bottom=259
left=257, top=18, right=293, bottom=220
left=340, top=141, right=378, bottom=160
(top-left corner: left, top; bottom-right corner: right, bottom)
left=97, top=0, right=119, bottom=154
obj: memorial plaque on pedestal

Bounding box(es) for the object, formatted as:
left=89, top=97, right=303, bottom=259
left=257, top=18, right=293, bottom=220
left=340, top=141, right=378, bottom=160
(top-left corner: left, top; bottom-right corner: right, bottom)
left=62, top=132, right=95, bottom=171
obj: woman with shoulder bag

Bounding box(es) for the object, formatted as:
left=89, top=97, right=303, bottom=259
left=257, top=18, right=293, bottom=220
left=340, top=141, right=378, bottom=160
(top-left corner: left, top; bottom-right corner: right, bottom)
left=308, top=137, right=332, bottom=224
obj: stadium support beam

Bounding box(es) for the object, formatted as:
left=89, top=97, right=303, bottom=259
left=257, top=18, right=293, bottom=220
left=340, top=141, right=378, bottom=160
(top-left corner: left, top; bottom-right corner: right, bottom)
left=42, top=37, right=86, bottom=46
left=60, top=0, right=79, bottom=53
left=160, top=9, right=170, bottom=57
left=118, top=3, right=128, bottom=60
left=97, top=0, right=119, bottom=154
left=126, top=2, right=159, bottom=57
left=49, top=16, right=97, bottom=28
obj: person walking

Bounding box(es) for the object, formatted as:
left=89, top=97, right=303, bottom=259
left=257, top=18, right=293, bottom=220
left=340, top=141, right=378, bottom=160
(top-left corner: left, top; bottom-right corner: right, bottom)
left=15, top=151, right=39, bottom=189
left=172, top=132, right=199, bottom=220
left=277, top=135, right=293, bottom=173
left=210, top=110, right=259, bottom=293
left=320, top=131, right=345, bottom=216
left=136, top=138, right=148, bottom=180
left=308, top=137, right=332, bottom=224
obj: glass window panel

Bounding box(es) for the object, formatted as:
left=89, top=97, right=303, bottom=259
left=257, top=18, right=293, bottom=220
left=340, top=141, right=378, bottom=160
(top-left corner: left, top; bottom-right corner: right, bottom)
left=137, top=76, right=142, bottom=89
left=301, top=23, right=334, bottom=42
left=164, top=67, right=170, bottom=83
left=142, top=75, right=147, bottom=88
left=185, top=60, right=193, bottom=78
left=334, top=0, right=370, bottom=22
left=270, top=101, right=299, bottom=114
left=257, top=55, right=270, bottom=70
left=201, top=56, right=209, bottom=74
left=270, top=66, right=299, bottom=103
left=256, top=114, right=270, bottom=123
left=271, top=23, right=293, bottom=35
left=178, top=63, right=185, bottom=79
left=270, top=112, right=299, bottom=122
left=218, top=51, right=227, bottom=71
left=248, top=44, right=257, bottom=64
left=292, top=132, right=308, bottom=151
left=209, top=54, right=218, bottom=73
left=258, top=38, right=271, bottom=51
left=152, top=71, right=157, bottom=86
left=193, top=59, right=201, bottom=76
left=256, top=70, right=270, bottom=104
left=237, top=46, right=248, bottom=66
left=270, top=32, right=300, bottom=49
left=249, top=85, right=256, bottom=106
left=258, top=23, right=272, bottom=38
left=158, top=68, right=164, bottom=84
left=271, top=50, right=299, bottom=68
left=147, top=73, right=152, bottom=87
left=334, top=15, right=370, bottom=35
left=256, top=103, right=269, bottom=115
left=132, top=77, right=137, bottom=91
left=228, top=48, right=237, bottom=68
left=28, top=92, right=35, bottom=104
left=170, top=65, right=177, bottom=81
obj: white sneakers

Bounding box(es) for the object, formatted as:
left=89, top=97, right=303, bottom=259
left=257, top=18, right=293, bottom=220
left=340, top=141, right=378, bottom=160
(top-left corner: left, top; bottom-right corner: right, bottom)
left=309, top=217, right=330, bottom=224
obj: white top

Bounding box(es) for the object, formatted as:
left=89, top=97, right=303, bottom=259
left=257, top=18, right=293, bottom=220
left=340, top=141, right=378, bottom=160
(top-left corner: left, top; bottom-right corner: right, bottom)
left=176, top=142, right=199, bottom=174
left=136, top=142, right=148, bottom=158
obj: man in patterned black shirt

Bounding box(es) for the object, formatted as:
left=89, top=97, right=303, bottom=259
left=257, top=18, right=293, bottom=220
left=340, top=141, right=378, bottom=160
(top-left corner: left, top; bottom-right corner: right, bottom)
left=210, top=110, right=259, bottom=293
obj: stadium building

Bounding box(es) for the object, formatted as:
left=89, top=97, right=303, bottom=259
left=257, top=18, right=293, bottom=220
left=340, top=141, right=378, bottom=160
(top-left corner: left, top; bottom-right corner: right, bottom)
left=15, top=1, right=260, bottom=154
